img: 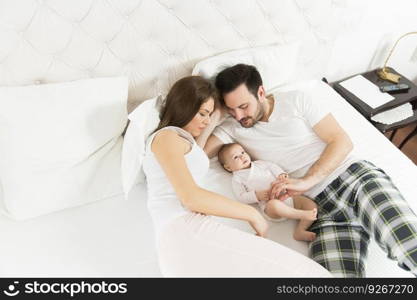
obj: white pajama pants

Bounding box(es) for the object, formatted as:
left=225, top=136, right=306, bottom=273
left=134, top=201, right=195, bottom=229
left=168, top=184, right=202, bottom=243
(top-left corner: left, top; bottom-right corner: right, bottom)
left=156, top=212, right=332, bottom=277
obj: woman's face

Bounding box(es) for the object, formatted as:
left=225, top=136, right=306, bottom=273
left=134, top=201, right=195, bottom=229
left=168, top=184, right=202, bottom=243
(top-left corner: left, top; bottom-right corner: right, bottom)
left=183, top=98, right=215, bottom=137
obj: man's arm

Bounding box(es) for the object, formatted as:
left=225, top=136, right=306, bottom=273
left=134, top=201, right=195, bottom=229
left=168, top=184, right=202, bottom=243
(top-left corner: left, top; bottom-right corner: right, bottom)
left=304, top=113, right=353, bottom=184
left=271, top=113, right=353, bottom=199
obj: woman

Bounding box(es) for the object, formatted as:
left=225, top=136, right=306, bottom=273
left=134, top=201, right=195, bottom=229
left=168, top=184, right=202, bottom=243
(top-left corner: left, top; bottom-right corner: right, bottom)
left=142, top=76, right=331, bottom=277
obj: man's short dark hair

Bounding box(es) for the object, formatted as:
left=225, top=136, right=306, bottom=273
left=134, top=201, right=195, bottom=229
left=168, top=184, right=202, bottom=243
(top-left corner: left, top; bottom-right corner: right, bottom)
left=215, top=64, right=263, bottom=104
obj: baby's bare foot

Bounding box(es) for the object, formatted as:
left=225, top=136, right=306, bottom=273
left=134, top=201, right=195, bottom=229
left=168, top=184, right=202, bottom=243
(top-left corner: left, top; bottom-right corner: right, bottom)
left=300, top=208, right=317, bottom=221
left=293, top=230, right=317, bottom=242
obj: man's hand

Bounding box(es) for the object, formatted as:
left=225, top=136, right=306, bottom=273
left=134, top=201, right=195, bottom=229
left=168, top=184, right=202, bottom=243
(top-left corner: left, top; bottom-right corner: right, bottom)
left=255, top=189, right=270, bottom=202
left=270, top=176, right=316, bottom=201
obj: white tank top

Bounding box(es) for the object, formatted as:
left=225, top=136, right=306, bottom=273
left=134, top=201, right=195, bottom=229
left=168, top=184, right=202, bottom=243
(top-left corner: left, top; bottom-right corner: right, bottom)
left=142, top=126, right=209, bottom=236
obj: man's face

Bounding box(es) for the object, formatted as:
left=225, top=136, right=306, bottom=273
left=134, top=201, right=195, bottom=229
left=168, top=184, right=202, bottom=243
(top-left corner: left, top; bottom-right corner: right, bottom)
left=223, top=84, right=263, bottom=128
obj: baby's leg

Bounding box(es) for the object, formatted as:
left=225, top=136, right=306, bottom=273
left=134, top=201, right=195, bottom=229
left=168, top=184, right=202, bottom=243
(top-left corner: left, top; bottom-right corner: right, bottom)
left=264, top=199, right=317, bottom=221
left=292, top=196, right=318, bottom=242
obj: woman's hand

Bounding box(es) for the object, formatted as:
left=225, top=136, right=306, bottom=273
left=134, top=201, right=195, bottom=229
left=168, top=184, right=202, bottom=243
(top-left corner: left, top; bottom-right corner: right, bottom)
left=248, top=209, right=269, bottom=237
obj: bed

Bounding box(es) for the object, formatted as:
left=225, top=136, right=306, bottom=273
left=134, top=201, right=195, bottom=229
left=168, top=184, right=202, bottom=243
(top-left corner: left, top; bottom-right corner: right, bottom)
left=0, top=0, right=416, bottom=277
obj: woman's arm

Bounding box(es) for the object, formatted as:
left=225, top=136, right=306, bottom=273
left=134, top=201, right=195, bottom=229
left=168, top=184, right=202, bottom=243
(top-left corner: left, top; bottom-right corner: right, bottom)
left=203, top=134, right=224, bottom=159
left=152, top=130, right=268, bottom=236
left=196, top=109, right=222, bottom=149
left=197, top=108, right=228, bottom=158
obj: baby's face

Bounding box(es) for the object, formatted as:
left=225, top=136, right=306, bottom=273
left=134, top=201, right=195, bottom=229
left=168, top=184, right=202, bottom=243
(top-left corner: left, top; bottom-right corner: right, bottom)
left=223, top=144, right=251, bottom=172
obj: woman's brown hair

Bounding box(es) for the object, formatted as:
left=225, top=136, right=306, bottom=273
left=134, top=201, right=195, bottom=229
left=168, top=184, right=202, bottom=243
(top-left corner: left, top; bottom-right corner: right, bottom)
left=154, top=76, right=218, bottom=133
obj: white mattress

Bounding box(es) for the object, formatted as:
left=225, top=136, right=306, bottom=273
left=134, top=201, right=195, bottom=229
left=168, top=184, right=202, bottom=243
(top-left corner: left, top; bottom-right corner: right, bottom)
left=1, top=87, right=416, bottom=277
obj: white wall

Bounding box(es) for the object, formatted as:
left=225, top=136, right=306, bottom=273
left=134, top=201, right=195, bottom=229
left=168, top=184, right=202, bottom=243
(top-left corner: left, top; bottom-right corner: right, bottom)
left=325, top=0, right=417, bottom=83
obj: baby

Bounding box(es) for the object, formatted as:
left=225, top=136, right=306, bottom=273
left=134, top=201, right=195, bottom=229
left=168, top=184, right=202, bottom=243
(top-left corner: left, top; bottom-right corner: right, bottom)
left=218, top=143, right=318, bottom=242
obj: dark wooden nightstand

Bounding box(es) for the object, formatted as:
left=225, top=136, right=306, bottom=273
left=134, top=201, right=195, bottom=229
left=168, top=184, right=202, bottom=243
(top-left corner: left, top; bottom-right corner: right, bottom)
left=330, top=68, right=417, bottom=149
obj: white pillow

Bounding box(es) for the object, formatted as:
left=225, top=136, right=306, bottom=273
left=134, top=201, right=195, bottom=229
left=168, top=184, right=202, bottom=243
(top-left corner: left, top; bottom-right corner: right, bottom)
left=121, top=95, right=162, bottom=197
left=0, top=77, right=128, bottom=220
left=192, top=43, right=299, bottom=92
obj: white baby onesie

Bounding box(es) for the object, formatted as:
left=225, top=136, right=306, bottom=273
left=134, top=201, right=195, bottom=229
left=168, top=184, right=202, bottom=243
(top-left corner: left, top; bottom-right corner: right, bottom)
left=231, top=160, right=294, bottom=222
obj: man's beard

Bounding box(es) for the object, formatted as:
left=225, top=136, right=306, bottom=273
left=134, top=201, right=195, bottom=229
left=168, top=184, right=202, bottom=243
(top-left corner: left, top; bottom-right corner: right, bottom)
left=239, top=103, right=265, bottom=128
left=239, top=117, right=255, bottom=128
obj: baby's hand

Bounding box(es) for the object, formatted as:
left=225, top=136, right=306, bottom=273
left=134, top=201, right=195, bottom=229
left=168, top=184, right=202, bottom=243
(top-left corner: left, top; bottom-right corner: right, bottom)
left=277, top=173, right=289, bottom=182
left=270, top=173, right=289, bottom=201
left=255, top=189, right=270, bottom=202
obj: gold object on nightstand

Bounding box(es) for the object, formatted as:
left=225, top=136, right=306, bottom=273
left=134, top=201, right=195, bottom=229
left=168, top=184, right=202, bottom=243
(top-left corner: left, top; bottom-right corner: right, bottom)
left=377, top=31, right=417, bottom=83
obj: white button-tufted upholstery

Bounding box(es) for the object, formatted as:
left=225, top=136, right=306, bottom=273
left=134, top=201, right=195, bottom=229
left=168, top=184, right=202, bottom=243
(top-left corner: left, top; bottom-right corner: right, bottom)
left=1, top=0, right=417, bottom=278
left=1, top=0, right=416, bottom=112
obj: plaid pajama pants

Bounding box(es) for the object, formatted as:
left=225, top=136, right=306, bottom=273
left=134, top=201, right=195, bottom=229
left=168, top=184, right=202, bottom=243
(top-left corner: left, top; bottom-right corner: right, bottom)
left=309, top=160, right=417, bottom=277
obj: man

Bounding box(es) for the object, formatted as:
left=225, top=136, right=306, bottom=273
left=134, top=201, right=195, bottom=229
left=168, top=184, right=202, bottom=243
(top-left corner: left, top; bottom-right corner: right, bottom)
left=203, top=64, right=417, bottom=277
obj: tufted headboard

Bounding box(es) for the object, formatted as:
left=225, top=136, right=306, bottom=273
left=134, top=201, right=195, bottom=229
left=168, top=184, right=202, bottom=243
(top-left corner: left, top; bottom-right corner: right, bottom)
left=1, top=0, right=417, bottom=112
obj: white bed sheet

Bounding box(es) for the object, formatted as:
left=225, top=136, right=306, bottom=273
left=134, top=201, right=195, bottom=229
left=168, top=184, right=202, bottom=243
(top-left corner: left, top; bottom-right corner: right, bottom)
left=1, top=86, right=416, bottom=277
left=0, top=185, right=160, bottom=277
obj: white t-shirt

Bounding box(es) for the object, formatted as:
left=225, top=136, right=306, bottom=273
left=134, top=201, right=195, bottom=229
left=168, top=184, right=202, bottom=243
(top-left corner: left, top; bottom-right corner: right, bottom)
left=213, top=80, right=360, bottom=198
